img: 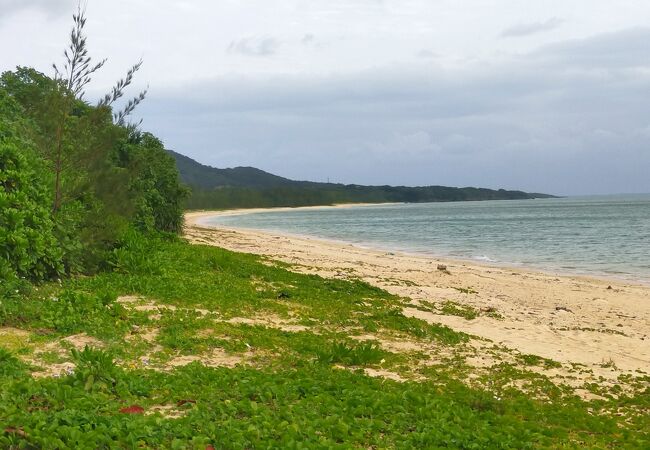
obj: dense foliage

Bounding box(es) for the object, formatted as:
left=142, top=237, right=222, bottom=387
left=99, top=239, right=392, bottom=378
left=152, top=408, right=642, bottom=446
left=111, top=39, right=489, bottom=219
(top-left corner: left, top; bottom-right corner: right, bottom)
left=170, top=150, right=555, bottom=210
left=0, top=92, right=62, bottom=282
left=0, top=46, right=187, bottom=281
left=117, top=133, right=189, bottom=233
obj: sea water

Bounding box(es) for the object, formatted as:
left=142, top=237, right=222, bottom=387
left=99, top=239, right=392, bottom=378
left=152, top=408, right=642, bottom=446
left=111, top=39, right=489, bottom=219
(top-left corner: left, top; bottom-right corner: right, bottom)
left=203, top=195, right=650, bottom=284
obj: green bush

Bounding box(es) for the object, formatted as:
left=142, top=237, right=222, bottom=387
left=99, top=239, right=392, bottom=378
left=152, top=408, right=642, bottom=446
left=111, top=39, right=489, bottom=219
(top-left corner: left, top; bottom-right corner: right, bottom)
left=1, top=68, right=188, bottom=277
left=317, top=341, right=386, bottom=366
left=116, top=132, right=189, bottom=234
left=109, top=229, right=166, bottom=275
left=70, top=346, right=121, bottom=393
left=0, top=91, right=63, bottom=282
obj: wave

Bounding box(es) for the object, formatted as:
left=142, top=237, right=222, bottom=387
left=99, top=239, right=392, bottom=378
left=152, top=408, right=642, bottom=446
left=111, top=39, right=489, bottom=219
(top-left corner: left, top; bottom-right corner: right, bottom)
left=473, top=255, right=497, bottom=263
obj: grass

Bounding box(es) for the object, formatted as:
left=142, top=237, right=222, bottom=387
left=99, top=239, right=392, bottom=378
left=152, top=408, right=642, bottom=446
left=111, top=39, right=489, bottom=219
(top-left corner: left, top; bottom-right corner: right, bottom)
left=0, top=233, right=648, bottom=448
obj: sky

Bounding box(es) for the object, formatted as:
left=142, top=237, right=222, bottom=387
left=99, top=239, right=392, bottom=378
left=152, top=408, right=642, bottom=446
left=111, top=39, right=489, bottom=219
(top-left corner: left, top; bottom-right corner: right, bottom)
left=1, top=1, right=650, bottom=195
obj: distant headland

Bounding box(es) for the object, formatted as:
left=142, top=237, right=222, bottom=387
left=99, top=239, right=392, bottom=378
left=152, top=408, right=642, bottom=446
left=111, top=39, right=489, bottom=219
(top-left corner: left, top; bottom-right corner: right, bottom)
left=168, top=150, right=556, bottom=210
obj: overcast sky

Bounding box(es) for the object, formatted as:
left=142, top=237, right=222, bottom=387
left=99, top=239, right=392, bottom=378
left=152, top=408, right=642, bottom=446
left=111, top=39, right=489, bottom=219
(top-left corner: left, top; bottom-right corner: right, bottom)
left=2, top=0, right=650, bottom=195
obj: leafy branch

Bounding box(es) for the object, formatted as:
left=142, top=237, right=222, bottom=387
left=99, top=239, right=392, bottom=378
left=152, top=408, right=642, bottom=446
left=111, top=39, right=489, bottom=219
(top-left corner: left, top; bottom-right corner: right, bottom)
left=53, top=4, right=106, bottom=100
left=97, top=60, right=143, bottom=107
left=114, top=88, right=148, bottom=126
left=49, top=2, right=148, bottom=212
left=97, top=60, right=148, bottom=126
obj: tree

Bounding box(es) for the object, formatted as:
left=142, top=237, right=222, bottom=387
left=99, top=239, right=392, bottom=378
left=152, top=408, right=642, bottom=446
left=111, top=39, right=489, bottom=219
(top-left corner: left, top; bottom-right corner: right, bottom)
left=116, top=132, right=189, bottom=233
left=0, top=4, right=187, bottom=275
left=48, top=4, right=147, bottom=213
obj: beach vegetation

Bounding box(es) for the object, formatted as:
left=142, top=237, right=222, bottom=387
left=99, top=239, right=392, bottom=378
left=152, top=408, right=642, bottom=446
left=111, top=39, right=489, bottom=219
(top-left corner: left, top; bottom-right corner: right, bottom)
left=0, top=237, right=648, bottom=448
left=453, top=286, right=478, bottom=294
left=316, top=341, right=386, bottom=366
left=441, top=300, right=480, bottom=320
left=0, top=93, right=63, bottom=282
left=600, top=357, right=618, bottom=370
left=516, top=353, right=562, bottom=369
left=0, top=8, right=187, bottom=280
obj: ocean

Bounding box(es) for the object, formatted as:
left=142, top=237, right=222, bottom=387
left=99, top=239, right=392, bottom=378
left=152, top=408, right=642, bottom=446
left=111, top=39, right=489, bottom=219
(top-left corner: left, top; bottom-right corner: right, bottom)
left=202, top=194, right=650, bottom=284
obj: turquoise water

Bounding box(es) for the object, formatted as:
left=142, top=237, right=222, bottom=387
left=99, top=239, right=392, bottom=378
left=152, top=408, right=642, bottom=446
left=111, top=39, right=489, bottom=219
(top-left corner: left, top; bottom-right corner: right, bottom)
left=204, top=195, right=650, bottom=283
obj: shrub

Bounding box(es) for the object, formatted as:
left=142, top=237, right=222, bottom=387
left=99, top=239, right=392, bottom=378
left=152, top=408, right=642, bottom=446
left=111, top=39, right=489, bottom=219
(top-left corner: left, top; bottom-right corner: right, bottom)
left=317, top=341, right=385, bottom=366
left=116, top=132, right=189, bottom=234
left=70, top=346, right=121, bottom=393
left=0, top=91, right=63, bottom=281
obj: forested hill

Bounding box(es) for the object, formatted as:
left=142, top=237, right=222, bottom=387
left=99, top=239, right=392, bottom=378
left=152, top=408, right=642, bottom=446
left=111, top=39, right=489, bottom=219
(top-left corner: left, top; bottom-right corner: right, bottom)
left=168, top=150, right=556, bottom=209
left=171, top=150, right=295, bottom=189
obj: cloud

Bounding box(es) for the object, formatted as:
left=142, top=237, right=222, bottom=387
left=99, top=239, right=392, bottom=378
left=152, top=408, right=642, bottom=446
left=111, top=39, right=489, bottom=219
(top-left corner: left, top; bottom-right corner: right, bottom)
left=0, top=0, right=73, bottom=17
left=227, top=37, right=279, bottom=57
left=501, top=17, right=564, bottom=38
left=364, top=131, right=441, bottom=157
left=417, top=49, right=438, bottom=59
left=139, top=27, right=650, bottom=195
left=529, top=27, right=650, bottom=69
left=301, top=34, right=315, bottom=45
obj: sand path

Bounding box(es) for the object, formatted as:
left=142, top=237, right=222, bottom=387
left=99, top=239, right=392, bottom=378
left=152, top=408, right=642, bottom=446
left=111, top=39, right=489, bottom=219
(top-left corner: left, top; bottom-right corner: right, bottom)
left=185, top=209, right=650, bottom=377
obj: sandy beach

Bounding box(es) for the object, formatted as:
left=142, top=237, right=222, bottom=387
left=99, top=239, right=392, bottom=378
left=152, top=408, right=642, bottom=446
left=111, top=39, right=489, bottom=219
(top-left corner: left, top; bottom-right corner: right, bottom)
left=185, top=208, right=650, bottom=380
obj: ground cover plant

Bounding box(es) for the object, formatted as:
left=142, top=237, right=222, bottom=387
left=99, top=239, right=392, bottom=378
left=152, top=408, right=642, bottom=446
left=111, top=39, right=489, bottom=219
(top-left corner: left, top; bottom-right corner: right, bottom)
left=0, top=234, right=648, bottom=449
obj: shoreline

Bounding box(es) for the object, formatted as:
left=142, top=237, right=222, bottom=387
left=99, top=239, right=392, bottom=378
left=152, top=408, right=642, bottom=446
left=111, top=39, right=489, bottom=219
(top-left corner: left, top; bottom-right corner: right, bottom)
left=186, top=202, right=402, bottom=221
left=184, top=209, right=650, bottom=378
left=186, top=207, right=650, bottom=287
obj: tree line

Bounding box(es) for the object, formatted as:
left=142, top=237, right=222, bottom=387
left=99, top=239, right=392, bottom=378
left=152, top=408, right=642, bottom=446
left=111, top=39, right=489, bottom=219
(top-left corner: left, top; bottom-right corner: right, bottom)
left=168, top=149, right=554, bottom=210
left=184, top=184, right=550, bottom=210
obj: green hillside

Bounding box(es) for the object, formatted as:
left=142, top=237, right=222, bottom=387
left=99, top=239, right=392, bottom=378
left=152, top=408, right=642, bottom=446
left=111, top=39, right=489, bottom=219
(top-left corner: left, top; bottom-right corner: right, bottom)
left=171, top=151, right=294, bottom=189
left=168, top=150, right=556, bottom=209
